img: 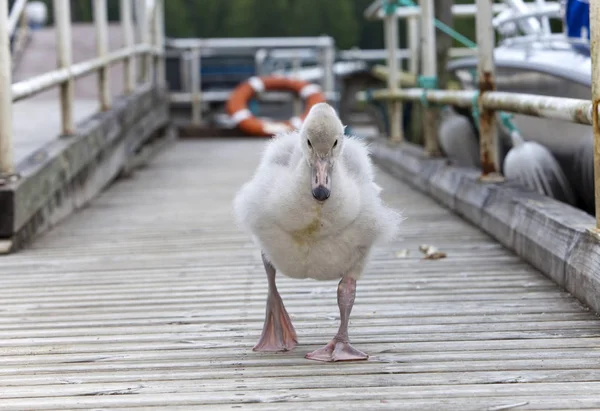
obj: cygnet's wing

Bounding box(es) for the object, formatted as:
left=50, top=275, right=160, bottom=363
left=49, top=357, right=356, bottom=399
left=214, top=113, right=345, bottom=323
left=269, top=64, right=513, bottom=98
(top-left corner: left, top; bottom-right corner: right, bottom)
left=233, top=131, right=300, bottom=233
left=258, top=130, right=299, bottom=171
left=341, top=137, right=377, bottom=188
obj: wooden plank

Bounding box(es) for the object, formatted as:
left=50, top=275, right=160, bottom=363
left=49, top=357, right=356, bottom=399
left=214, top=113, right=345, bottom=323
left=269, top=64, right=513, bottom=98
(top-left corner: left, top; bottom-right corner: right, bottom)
left=0, top=85, right=170, bottom=252
left=368, top=138, right=600, bottom=316
left=0, top=139, right=599, bottom=408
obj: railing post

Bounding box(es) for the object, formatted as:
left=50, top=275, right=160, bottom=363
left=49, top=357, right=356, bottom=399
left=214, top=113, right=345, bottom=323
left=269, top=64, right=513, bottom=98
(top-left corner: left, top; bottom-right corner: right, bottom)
left=153, top=0, right=165, bottom=87
left=53, top=0, right=74, bottom=135
left=590, top=0, right=600, bottom=232
left=321, top=44, right=335, bottom=103
left=94, top=0, right=111, bottom=111
left=190, top=47, right=202, bottom=125
left=135, top=0, right=150, bottom=84
left=292, top=52, right=302, bottom=117
left=475, top=0, right=502, bottom=180
left=420, top=0, right=442, bottom=156
left=384, top=10, right=403, bottom=143
left=0, top=0, right=14, bottom=176
left=407, top=16, right=419, bottom=76
left=121, top=0, right=135, bottom=94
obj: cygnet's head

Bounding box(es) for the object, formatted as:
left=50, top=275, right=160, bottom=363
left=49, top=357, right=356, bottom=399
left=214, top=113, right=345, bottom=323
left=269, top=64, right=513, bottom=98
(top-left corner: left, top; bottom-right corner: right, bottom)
left=300, top=102, right=345, bottom=202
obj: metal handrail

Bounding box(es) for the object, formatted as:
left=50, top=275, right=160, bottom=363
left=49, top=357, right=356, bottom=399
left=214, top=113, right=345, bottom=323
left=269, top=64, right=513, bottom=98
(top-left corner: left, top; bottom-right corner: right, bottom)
left=7, top=0, right=28, bottom=36
left=363, top=1, right=511, bottom=20
left=0, top=0, right=165, bottom=177
left=12, top=44, right=158, bottom=102
left=492, top=3, right=561, bottom=30
left=167, top=36, right=337, bottom=125
left=362, top=0, right=600, bottom=232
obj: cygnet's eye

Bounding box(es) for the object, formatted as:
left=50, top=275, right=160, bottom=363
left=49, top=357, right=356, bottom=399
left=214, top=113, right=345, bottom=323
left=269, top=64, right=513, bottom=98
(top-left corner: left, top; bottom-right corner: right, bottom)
left=333, top=139, right=338, bottom=148
left=307, top=139, right=312, bottom=148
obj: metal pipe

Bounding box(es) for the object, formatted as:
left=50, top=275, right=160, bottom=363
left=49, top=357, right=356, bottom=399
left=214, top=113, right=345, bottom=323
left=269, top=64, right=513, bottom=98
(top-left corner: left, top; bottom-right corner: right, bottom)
left=0, top=0, right=14, bottom=175
left=535, top=0, right=551, bottom=34
left=384, top=12, right=403, bottom=143
left=94, top=0, right=111, bottom=111
left=357, top=88, right=596, bottom=126
left=190, top=46, right=201, bottom=125
left=590, top=0, right=600, bottom=231
left=167, top=36, right=335, bottom=49
left=493, top=3, right=560, bottom=29
left=12, top=45, right=155, bottom=102
left=407, top=16, right=419, bottom=75
left=476, top=0, right=502, bottom=180
left=420, top=0, right=441, bottom=156
left=321, top=45, right=335, bottom=102
left=53, top=0, right=74, bottom=135
left=153, top=0, right=165, bottom=86
left=170, top=90, right=296, bottom=104
left=365, top=2, right=511, bottom=20
left=7, top=0, right=28, bottom=36
left=180, top=50, right=190, bottom=92
left=121, top=0, right=135, bottom=94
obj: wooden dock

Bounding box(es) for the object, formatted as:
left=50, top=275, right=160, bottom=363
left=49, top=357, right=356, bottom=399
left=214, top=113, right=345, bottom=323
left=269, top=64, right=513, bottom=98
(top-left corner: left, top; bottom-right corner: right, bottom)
left=1, top=139, right=600, bottom=410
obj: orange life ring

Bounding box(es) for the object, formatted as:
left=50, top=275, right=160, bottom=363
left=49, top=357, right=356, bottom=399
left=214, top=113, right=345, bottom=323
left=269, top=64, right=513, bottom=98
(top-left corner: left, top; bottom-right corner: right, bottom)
left=226, top=76, right=327, bottom=137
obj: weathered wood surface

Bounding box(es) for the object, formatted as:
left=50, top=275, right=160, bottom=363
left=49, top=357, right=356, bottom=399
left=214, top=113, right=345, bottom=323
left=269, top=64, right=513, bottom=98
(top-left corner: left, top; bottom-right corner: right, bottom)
left=1, top=85, right=170, bottom=253
left=368, top=137, right=600, bottom=319
left=1, top=139, right=600, bottom=410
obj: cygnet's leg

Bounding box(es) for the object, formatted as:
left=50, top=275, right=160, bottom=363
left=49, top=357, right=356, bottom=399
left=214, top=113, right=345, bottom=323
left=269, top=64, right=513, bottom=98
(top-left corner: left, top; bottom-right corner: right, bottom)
left=305, top=276, right=368, bottom=362
left=253, top=252, right=298, bottom=352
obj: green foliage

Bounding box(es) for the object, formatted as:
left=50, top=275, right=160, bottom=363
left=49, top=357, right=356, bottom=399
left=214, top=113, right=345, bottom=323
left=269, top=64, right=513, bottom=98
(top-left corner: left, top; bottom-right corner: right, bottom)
left=30, top=0, right=491, bottom=51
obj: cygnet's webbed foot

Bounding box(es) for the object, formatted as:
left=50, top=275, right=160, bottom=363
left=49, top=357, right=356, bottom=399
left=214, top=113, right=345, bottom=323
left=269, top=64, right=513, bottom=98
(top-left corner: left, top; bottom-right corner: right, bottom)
left=253, top=293, right=297, bottom=352
left=305, top=275, right=368, bottom=362
left=305, top=339, right=368, bottom=362
left=254, top=252, right=297, bottom=352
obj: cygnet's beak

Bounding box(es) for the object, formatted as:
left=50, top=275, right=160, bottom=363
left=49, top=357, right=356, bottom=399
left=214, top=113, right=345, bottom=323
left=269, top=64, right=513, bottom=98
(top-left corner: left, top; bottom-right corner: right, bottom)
left=311, top=157, right=332, bottom=202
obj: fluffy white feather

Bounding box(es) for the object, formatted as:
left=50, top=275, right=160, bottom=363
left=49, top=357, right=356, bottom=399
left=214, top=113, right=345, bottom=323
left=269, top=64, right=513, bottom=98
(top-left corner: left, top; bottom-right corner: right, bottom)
left=233, top=103, right=403, bottom=281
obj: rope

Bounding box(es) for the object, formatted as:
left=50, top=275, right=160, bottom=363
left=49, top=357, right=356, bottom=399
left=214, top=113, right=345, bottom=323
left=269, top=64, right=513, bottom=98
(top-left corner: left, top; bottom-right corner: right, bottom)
left=417, top=75, right=438, bottom=107
left=434, top=20, right=478, bottom=49
left=471, top=91, right=480, bottom=130
left=499, top=112, right=517, bottom=134
left=382, top=0, right=477, bottom=49
left=381, top=0, right=396, bottom=16
left=381, top=0, right=415, bottom=15
left=469, top=69, right=521, bottom=137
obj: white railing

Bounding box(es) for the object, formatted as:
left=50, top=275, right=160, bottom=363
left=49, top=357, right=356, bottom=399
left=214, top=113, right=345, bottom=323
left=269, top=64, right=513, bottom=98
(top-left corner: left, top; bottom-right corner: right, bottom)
left=0, top=0, right=165, bottom=178
left=7, top=0, right=28, bottom=37
left=359, top=0, right=600, bottom=232
left=166, top=36, right=336, bottom=125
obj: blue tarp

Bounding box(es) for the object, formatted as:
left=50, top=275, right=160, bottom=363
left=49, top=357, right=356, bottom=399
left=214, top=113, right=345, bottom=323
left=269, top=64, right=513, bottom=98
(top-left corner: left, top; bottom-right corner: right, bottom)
left=563, top=0, right=590, bottom=54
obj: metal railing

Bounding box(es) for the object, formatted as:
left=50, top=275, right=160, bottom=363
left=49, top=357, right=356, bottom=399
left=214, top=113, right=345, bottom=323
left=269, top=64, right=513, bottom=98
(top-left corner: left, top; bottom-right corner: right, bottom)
left=7, top=0, right=30, bottom=65
left=364, top=0, right=515, bottom=143
left=359, top=0, right=600, bottom=232
left=166, top=36, right=337, bottom=125
left=0, top=0, right=165, bottom=178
